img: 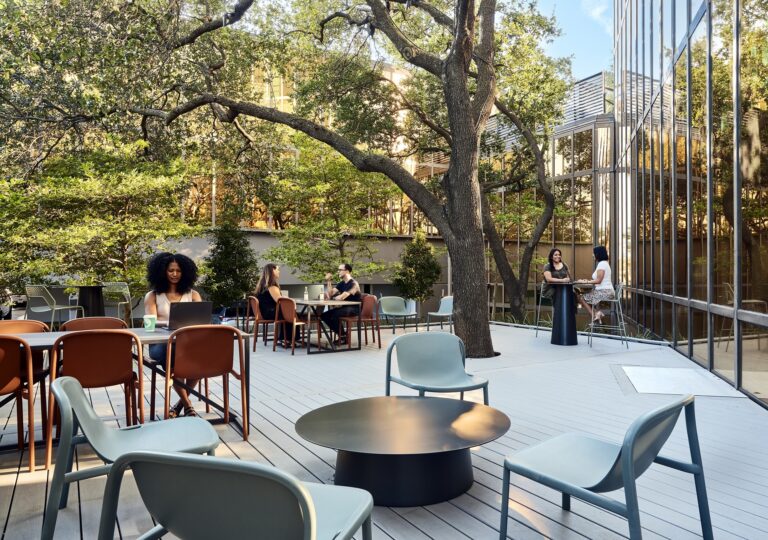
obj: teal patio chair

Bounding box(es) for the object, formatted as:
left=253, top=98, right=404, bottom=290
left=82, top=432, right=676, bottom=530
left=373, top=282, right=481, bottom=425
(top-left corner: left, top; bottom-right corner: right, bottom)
left=426, top=295, right=453, bottom=333
left=379, top=296, right=418, bottom=333
left=97, top=450, right=374, bottom=540
left=499, top=394, right=713, bottom=540
left=386, top=332, right=489, bottom=404
left=41, top=377, right=220, bottom=540
left=24, top=284, right=84, bottom=328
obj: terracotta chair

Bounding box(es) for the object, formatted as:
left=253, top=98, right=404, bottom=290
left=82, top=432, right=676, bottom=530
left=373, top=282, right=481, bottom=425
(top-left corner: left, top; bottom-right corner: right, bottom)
left=273, top=298, right=307, bottom=355
left=153, top=325, right=248, bottom=439
left=46, top=329, right=144, bottom=469
left=245, top=296, right=272, bottom=351
left=339, top=294, right=381, bottom=349
left=0, top=336, right=36, bottom=471
left=0, top=320, right=50, bottom=441
left=60, top=316, right=127, bottom=331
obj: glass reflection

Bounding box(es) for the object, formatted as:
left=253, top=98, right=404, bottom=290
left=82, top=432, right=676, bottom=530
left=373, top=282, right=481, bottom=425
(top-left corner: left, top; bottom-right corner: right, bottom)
left=739, top=0, right=768, bottom=312
left=690, top=20, right=707, bottom=301
left=711, top=2, right=735, bottom=308
left=674, top=49, right=688, bottom=296
left=554, top=135, right=572, bottom=176
left=573, top=130, right=593, bottom=172
left=741, top=322, right=768, bottom=406
left=574, top=175, right=593, bottom=243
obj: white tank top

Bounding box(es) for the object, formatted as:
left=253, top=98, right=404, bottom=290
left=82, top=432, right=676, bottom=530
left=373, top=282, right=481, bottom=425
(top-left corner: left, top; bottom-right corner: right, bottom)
left=152, top=292, right=194, bottom=325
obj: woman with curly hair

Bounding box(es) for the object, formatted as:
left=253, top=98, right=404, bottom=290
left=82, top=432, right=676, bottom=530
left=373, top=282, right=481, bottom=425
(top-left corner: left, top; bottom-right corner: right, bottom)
left=144, top=252, right=202, bottom=417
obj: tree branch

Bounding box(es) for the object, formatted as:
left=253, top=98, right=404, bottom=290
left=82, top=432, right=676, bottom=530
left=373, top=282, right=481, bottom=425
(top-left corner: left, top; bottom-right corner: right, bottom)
left=366, top=0, right=443, bottom=76
left=471, top=0, right=497, bottom=128
left=390, top=0, right=455, bottom=29
left=171, top=0, right=254, bottom=49
left=377, top=77, right=452, bottom=145
left=159, top=93, right=451, bottom=234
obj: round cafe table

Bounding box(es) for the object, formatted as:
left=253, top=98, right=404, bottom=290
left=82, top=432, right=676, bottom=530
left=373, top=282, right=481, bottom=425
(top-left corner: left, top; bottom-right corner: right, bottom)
left=295, top=396, right=510, bottom=506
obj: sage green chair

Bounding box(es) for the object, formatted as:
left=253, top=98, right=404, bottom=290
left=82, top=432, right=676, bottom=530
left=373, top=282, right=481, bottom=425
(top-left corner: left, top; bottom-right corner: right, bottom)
left=386, top=332, right=489, bottom=404
left=499, top=395, right=713, bottom=540
left=41, top=377, right=219, bottom=540
left=379, top=296, right=418, bottom=333
left=426, top=295, right=453, bottom=333
left=24, top=285, right=84, bottom=328
left=97, top=451, right=374, bottom=540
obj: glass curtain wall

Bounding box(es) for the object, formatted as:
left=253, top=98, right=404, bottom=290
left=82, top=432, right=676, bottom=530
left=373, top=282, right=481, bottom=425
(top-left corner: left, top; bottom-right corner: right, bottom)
left=615, top=0, right=768, bottom=406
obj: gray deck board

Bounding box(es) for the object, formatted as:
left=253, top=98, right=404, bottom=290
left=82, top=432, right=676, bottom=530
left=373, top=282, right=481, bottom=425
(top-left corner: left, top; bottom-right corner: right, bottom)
left=2, top=324, right=768, bottom=539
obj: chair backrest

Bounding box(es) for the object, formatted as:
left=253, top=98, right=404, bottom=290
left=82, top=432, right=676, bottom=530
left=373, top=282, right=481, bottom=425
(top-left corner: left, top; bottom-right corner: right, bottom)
left=379, top=296, right=406, bottom=314
left=437, top=296, right=453, bottom=315
left=99, top=451, right=316, bottom=540
left=170, top=325, right=242, bottom=379
left=102, top=282, right=131, bottom=301
left=613, top=282, right=624, bottom=299
left=50, top=376, right=114, bottom=461
left=0, top=336, right=33, bottom=395
left=0, top=320, right=50, bottom=333
left=247, top=296, right=264, bottom=321
left=589, top=394, right=692, bottom=493
left=52, top=330, right=139, bottom=388
left=60, top=316, right=127, bottom=331
left=388, top=333, right=467, bottom=386
left=276, top=297, right=299, bottom=323
left=360, top=294, right=378, bottom=319
left=25, top=285, right=55, bottom=307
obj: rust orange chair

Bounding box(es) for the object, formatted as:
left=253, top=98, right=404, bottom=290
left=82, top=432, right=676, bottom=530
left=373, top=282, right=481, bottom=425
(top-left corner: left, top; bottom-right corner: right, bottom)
left=273, top=298, right=307, bottom=355
left=0, top=320, right=50, bottom=442
left=339, top=294, right=381, bottom=349
left=60, top=316, right=127, bottom=331
left=0, top=336, right=37, bottom=471
left=46, top=329, right=143, bottom=469
left=245, top=296, right=272, bottom=351
left=152, top=325, right=248, bottom=439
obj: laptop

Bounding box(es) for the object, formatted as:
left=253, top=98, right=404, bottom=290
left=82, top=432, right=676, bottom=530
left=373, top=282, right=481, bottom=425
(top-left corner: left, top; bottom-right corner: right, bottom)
left=164, top=301, right=213, bottom=330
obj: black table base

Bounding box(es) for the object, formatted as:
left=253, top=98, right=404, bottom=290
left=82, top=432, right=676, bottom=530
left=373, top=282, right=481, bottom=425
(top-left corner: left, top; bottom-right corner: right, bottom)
left=335, top=448, right=474, bottom=507
left=551, top=283, right=578, bottom=346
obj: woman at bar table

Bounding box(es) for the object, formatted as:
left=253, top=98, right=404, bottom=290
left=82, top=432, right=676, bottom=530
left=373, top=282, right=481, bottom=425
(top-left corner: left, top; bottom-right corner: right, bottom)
left=576, top=245, right=615, bottom=323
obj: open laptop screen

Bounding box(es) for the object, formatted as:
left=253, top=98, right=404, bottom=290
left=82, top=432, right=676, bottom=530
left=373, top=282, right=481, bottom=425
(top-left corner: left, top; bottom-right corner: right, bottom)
left=166, top=301, right=213, bottom=330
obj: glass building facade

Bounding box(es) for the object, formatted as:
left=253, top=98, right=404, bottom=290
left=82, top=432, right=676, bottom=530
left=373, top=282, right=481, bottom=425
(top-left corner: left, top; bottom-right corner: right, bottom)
left=614, top=0, right=768, bottom=406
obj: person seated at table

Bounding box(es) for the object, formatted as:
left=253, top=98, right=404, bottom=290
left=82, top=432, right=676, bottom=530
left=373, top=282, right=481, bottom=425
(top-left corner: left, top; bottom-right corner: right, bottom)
left=575, top=245, right=615, bottom=323
left=321, top=263, right=361, bottom=345
left=144, top=252, right=202, bottom=418
left=254, top=263, right=291, bottom=344
left=542, top=248, right=572, bottom=298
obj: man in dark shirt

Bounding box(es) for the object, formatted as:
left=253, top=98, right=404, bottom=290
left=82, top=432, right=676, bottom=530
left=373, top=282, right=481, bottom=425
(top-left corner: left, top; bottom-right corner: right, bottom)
left=321, top=263, right=361, bottom=344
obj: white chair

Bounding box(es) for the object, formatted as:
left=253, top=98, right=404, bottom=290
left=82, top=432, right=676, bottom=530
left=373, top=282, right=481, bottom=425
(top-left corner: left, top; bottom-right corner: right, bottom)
left=97, top=451, right=374, bottom=540
left=24, top=285, right=84, bottom=328
left=426, top=296, right=453, bottom=332
left=587, top=282, right=629, bottom=348
left=102, top=282, right=133, bottom=327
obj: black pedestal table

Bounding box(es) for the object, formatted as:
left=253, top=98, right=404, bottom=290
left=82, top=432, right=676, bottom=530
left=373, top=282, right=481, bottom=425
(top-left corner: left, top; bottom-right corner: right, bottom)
left=551, top=283, right=577, bottom=346
left=295, top=396, right=510, bottom=506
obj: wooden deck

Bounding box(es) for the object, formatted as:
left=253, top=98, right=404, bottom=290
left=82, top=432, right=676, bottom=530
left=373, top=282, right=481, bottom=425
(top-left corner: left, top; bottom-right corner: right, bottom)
left=2, top=324, right=768, bottom=539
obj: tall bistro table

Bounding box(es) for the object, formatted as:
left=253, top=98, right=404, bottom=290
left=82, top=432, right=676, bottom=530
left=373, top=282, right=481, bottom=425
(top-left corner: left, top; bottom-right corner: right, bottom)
left=296, top=396, right=510, bottom=506
left=0, top=328, right=251, bottom=441
left=294, top=299, right=361, bottom=355
left=550, top=282, right=578, bottom=346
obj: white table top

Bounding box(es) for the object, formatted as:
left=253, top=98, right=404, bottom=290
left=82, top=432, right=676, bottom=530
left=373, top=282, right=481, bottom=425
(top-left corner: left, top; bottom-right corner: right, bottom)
left=8, top=327, right=248, bottom=348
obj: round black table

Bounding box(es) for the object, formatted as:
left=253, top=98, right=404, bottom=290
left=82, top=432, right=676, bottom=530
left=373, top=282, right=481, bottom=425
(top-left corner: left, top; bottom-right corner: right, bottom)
left=295, top=396, right=510, bottom=507
left=551, top=283, right=577, bottom=345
